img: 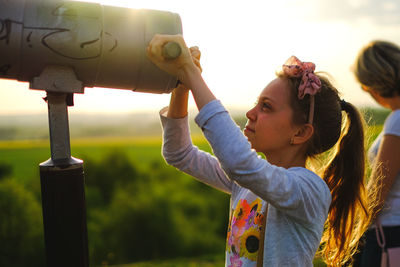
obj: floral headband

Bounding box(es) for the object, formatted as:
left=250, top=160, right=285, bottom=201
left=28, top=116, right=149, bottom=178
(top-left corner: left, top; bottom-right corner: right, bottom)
left=282, top=56, right=322, bottom=124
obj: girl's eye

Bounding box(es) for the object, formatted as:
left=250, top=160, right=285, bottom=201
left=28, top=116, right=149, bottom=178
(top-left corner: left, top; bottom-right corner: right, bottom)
left=261, top=102, right=271, bottom=110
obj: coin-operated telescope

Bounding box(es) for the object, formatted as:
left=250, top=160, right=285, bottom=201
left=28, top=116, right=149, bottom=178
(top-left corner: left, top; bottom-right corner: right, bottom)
left=0, top=0, right=182, bottom=266
left=0, top=0, right=182, bottom=92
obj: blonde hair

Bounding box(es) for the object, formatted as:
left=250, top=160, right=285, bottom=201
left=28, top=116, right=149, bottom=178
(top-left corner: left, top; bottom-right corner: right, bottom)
left=354, top=40, right=400, bottom=97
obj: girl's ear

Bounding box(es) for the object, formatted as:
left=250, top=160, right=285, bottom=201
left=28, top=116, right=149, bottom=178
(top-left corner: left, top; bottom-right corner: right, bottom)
left=292, top=124, right=314, bottom=145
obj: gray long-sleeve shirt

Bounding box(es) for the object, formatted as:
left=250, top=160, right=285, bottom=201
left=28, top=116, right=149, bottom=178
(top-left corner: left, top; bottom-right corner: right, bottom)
left=160, top=100, right=331, bottom=266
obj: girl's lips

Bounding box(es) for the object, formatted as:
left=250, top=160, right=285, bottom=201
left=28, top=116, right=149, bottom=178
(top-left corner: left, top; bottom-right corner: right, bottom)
left=244, top=126, right=255, bottom=133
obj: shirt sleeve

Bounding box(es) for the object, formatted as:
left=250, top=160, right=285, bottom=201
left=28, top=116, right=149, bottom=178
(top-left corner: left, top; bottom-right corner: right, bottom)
left=159, top=107, right=234, bottom=194
left=383, top=110, right=400, bottom=137
left=195, top=100, right=331, bottom=222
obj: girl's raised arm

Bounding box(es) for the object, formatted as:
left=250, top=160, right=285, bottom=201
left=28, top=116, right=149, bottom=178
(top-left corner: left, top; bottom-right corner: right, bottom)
left=167, top=46, right=202, bottom=119
left=167, top=84, right=189, bottom=119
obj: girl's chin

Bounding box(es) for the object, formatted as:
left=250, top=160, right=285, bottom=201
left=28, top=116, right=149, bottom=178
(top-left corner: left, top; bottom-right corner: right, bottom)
left=248, top=141, right=256, bottom=150
left=244, top=129, right=254, bottom=138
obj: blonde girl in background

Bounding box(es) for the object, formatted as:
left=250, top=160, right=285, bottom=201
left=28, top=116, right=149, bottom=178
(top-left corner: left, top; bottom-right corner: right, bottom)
left=353, top=40, right=400, bottom=267
left=147, top=35, right=372, bottom=266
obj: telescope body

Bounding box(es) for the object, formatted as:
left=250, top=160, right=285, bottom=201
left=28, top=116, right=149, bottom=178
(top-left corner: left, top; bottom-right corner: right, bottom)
left=0, top=0, right=182, bottom=93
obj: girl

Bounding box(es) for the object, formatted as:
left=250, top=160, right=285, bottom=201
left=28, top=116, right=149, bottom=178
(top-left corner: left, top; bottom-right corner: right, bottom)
left=147, top=35, right=371, bottom=266
left=353, top=40, right=400, bottom=267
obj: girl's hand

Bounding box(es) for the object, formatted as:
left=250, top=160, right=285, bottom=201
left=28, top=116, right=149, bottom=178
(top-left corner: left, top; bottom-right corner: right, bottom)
left=190, top=46, right=202, bottom=73
left=146, top=34, right=200, bottom=87
left=171, top=46, right=202, bottom=96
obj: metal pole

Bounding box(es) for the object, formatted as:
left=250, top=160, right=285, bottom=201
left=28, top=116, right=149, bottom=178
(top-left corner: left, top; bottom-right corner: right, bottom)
left=38, top=90, right=89, bottom=266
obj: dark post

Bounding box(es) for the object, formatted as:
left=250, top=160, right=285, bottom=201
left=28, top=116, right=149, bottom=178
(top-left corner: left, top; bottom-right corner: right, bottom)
left=40, top=160, right=89, bottom=267
left=33, top=67, right=89, bottom=267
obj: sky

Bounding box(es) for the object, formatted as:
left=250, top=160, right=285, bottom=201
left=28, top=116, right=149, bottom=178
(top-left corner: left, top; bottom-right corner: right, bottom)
left=1, top=0, right=400, bottom=115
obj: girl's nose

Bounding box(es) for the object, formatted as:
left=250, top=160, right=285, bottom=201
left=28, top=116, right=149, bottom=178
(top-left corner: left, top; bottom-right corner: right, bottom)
left=246, top=106, right=257, bottom=121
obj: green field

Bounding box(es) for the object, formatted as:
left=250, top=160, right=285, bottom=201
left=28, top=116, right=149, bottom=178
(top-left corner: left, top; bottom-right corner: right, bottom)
left=0, top=122, right=382, bottom=183
left=0, top=136, right=210, bottom=183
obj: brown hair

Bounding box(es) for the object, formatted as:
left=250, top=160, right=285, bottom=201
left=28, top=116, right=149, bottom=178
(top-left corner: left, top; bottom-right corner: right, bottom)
left=277, top=72, right=372, bottom=266
left=354, top=40, right=400, bottom=97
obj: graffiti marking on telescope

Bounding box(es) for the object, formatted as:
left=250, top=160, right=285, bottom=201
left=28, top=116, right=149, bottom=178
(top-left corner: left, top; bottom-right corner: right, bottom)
left=0, top=19, right=12, bottom=44
left=0, top=19, right=102, bottom=59
left=41, top=29, right=100, bottom=60
left=27, top=31, right=33, bottom=48
left=105, top=32, right=118, bottom=52
left=0, top=10, right=118, bottom=60
left=39, top=3, right=102, bottom=60
left=80, top=38, right=100, bottom=49
left=35, top=3, right=118, bottom=59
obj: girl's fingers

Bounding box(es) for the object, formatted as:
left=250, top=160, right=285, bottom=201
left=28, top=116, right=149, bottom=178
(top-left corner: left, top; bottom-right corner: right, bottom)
left=190, top=46, right=201, bottom=60
left=146, top=42, right=163, bottom=63
left=147, top=34, right=197, bottom=80
left=193, top=58, right=202, bottom=73
left=189, top=46, right=202, bottom=72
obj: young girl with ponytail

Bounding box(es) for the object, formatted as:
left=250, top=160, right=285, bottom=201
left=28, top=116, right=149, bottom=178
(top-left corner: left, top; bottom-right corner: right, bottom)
left=147, top=35, right=372, bottom=266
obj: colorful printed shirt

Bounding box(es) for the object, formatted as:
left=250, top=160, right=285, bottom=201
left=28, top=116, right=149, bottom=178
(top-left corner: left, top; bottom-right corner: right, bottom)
left=226, top=191, right=266, bottom=266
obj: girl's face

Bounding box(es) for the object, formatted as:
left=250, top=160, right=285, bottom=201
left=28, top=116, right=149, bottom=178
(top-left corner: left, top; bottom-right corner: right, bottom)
left=244, top=78, right=299, bottom=155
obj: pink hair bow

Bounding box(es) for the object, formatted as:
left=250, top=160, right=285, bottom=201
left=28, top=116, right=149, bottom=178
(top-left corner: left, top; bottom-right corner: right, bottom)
left=282, top=56, right=321, bottom=99
left=282, top=56, right=322, bottom=124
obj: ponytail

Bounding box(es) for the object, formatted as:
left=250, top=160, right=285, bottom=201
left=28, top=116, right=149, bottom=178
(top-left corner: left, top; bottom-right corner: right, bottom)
left=321, top=101, right=371, bottom=266
left=279, top=72, right=373, bottom=266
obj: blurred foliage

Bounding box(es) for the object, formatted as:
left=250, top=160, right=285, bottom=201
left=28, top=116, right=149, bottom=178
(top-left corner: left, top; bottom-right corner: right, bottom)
left=0, top=149, right=230, bottom=266
left=0, top=178, right=45, bottom=267
left=0, top=162, right=12, bottom=180
left=84, top=150, right=229, bottom=265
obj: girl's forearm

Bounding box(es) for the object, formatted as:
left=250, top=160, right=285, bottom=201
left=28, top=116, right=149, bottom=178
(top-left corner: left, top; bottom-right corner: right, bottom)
left=184, top=67, right=216, bottom=111
left=167, top=84, right=190, bottom=118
